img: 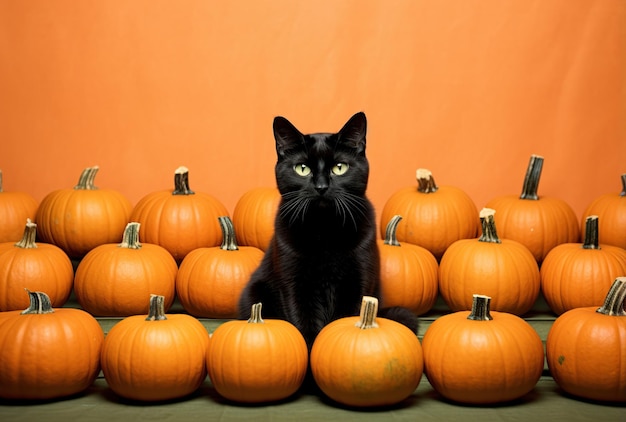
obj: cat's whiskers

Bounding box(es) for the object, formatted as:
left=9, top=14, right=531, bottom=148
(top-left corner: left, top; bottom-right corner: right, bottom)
left=279, top=192, right=312, bottom=226
left=334, top=192, right=368, bottom=231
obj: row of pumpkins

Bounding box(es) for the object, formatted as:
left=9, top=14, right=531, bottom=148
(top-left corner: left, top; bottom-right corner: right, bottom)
left=0, top=155, right=625, bottom=405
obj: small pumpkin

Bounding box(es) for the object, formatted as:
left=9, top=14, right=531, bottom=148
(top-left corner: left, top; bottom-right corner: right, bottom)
left=485, top=155, right=579, bottom=263
left=581, top=173, right=626, bottom=249
left=0, top=219, right=74, bottom=311
left=130, top=166, right=229, bottom=261
left=439, top=208, right=540, bottom=315
left=377, top=215, right=439, bottom=315
left=35, top=166, right=132, bottom=258
left=380, top=168, right=479, bottom=260
left=101, top=294, right=210, bottom=402
left=176, top=216, right=264, bottom=318
left=232, top=187, right=280, bottom=251
left=546, top=277, right=626, bottom=403
left=310, top=296, right=423, bottom=407
left=74, top=222, right=177, bottom=317
left=0, top=290, right=104, bottom=400
left=422, top=294, right=544, bottom=404
left=206, top=302, right=308, bottom=403
left=541, top=215, right=626, bottom=315
left=0, top=169, right=38, bottom=243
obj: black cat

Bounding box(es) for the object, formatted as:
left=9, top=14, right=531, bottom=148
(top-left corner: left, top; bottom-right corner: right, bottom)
left=238, top=112, right=417, bottom=349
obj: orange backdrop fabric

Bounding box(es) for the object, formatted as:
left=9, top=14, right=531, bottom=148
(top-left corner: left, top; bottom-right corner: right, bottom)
left=1, top=0, right=624, bottom=224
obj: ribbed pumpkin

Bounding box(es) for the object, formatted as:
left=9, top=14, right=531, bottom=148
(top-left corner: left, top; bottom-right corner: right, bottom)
left=540, top=215, right=626, bottom=315
left=546, top=277, right=626, bottom=403
left=0, top=169, right=38, bottom=243
left=380, top=169, right=479, bottom=260
left=0, top=290, right=104, bottom=400
left=206, top=302, right=308, bottom=403
left=310, top=296, right=423, bottom=408
left=378, top=215, right=438, bottom=315
left=74, top=222, right=178, bottom=316
left=176, top=216, right=264, bottom=318
left=101, top=294, right=210, bottom=402
left=485, top=155, right=579, bottom=263
left=439, top=208, right=540, bottom=315
left=422, top=294, right=544, bottom=404
left=232, top=187, right=280, bottom=251
left=581, top=173, right=626, bottom=249
left=0, top=219, right=74, bottom=311
left=34, top=166, right=132, bottom=258
left=130, top=166, right=229, bottom=261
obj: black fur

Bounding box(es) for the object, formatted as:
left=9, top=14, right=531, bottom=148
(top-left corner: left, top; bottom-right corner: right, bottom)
left=238, top=112, right=417, bottom=349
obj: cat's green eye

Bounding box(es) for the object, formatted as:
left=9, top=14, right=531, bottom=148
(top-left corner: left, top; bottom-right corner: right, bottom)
left=294, top=164, right=311, bottom=176
left=331, top=163, right=349, bottom=175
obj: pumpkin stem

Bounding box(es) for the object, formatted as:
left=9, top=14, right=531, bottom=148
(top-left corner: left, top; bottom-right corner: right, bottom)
left=467, top=294, right=493, bottom=321
left=355, top=296, right=379, bottom=329
left=582, top=215, right=600, bottom=250
left=219, top=216, right=239, bottom=251
left=596, top=277, right=626, bottom=317
left=478, top=208, right=502, bottom=244
left=21, top=290, right=54, bottom=315
left=519, top=154, right=543, bottom=200
left=416, top=169, right=438, bottom=194
left=172, top=166, right=195, bottom=195
left=248, top=302, right=265, bottom=324
left=73, top=166, right=100, bottom=190
left=145, top=294, right=168, bottom=321
left=119, top=222, right=142, bottom=250
left=620, top=174, right=626, bottom=197
left=383, top=215, right=403, bottom=247
left=14, top=219, right=38, bottom=249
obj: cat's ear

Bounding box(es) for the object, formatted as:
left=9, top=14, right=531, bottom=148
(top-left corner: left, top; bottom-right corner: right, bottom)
left=338, top=112, right=367, bottom=154
left=273, top=116, right=304, bottom=158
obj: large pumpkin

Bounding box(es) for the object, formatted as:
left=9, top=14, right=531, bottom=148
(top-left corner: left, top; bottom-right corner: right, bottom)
left=380, top=168, right=479, bottom=260
left=130, top=166, right=229, bottom=261
left=485, top=155, right=579, bottom=263
left=310, top=296, right=423, bottom=407
left=0, top=290, right=104, bottom=400
left=0, top=169, right=38, bottom=243
left=377, top=215, right=439, bottom=315
left=422, top=294, right=544, bottom=404
left=546, top=277, right=626, bottom=403
left=74, top=222, right=178, bottom=316
left=0, top=219, right=74, bottom=311
left=34, top=166, right=132, bottom=258
left=176, top=216, right=264, bottom=318
left=232, top=187, right=280, bottom=251
left=438, top=208, right=540, bottom=315
left=101, top=294, right=210, bottom=402
left=581, top=173, right=626, bottom=249
left=540, top=215, right=626, bottom=315
left=206, top=302, right=308, bottom=403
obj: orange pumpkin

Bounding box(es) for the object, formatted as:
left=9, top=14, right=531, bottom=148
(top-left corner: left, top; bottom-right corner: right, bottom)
left=422, top=294, right=544, bottom=404
left=310, top=296, right=423, bottom=407
left=0, top=219, right=74, bottom=311
left=232, top=187, right=280, bottom=251
left=581, top=173, right=626, bottom=249
left=176, top=216, right=264, bottom=318
left=485, top=155, right=579, bottom=263
left=130, top=166, right=229, bottom=261
left=439, top=208, right=540, bottom=315
left=546, top=277, right=626, bottom=403
left=74, top=222, right=177, bottom=317
left=378, top=215, right=438, bottom=315
left=206, top=302, right=308, bottom=403
left=0, top=169, right=38, bottom=243
left=0, top=290, right=104, bottom=400
left=101, top=294, right=210, bottom=402
left=35, top=166, right=132, bottom=258
left=380, top=168, right=479, bottom=260
left=540, top=215, right=626, bottom=315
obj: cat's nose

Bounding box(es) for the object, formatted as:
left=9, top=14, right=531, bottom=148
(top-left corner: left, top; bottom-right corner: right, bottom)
left=315, top=183, right=328, bottom=195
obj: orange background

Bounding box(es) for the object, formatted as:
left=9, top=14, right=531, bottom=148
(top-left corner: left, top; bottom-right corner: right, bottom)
left=1, top=0, right=624, bottom=226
